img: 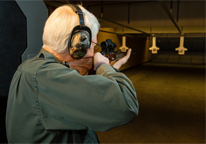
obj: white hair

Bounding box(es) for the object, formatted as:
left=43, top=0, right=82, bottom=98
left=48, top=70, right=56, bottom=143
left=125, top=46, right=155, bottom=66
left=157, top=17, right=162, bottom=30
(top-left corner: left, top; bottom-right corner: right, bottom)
left=42, top=5, right=100, bottom=54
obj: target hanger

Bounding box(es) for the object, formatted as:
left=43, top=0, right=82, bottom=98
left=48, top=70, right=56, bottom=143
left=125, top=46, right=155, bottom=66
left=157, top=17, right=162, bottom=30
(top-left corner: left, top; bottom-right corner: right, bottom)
left=175, top=36, right=187, bottom=55
left=119, top=36, right=129, bottom=52
left=149, top=36, right=160, bottom=54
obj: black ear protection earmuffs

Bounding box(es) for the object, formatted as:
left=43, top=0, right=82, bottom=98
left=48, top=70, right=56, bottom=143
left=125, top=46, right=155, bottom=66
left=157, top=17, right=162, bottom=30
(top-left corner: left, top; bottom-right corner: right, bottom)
left=68, top=5, right=92, bottom=59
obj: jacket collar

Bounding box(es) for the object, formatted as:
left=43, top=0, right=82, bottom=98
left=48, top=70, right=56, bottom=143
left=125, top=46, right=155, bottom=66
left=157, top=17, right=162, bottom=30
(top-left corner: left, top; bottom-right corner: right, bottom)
left=38, top=48, right=62, bottom=63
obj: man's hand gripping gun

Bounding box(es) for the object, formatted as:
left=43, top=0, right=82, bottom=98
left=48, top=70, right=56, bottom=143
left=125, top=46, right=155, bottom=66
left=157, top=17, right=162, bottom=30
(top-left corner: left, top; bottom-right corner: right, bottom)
left=100, top=39, right=128, bottom=64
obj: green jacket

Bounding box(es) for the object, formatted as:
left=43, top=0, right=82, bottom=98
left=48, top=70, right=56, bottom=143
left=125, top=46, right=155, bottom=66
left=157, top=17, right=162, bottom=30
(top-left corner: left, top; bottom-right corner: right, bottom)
left=6, top=49, right=139, bottom=143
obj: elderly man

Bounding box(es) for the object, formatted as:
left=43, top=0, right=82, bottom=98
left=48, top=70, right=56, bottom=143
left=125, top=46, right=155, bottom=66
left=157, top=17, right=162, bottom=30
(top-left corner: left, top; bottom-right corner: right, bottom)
left=6, top=4, right=138, bottom=143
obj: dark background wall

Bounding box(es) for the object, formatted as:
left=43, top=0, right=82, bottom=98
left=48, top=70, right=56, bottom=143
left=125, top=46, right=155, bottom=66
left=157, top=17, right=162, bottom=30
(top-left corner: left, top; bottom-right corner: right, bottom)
left=0, top=0, right=47, bottom=143
left=0, top=1, right=27, bottom=142
left=0, top=0, right=27, bottom=97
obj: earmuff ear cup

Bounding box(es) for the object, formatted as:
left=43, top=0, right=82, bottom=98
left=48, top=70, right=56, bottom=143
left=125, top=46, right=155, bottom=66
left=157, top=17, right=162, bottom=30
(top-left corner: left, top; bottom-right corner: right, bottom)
left=68, top=5, right=92, bottom=59
left=69, top=30, right=90, bottom=59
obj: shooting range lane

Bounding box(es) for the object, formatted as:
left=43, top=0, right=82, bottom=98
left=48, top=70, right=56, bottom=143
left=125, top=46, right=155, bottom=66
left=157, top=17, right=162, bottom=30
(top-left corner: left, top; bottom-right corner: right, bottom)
left=97, top=62, right=205, bottom=143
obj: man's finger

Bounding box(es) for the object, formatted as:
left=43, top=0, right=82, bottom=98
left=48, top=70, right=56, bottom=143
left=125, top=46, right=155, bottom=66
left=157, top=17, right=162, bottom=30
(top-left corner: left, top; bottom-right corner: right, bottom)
left=126, top=48, right=132, bottom=58
left=122, top=48, right=132, bottom=61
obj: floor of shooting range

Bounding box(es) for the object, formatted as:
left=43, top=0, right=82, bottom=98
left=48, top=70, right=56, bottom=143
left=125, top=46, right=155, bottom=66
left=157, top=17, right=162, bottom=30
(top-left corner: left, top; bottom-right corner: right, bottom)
left=96, top=62, right=205, bottom=143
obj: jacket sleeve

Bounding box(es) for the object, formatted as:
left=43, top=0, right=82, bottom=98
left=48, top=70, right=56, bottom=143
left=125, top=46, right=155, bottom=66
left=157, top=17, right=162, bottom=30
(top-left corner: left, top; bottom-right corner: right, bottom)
left=36, top=62, right=139, bottom=132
